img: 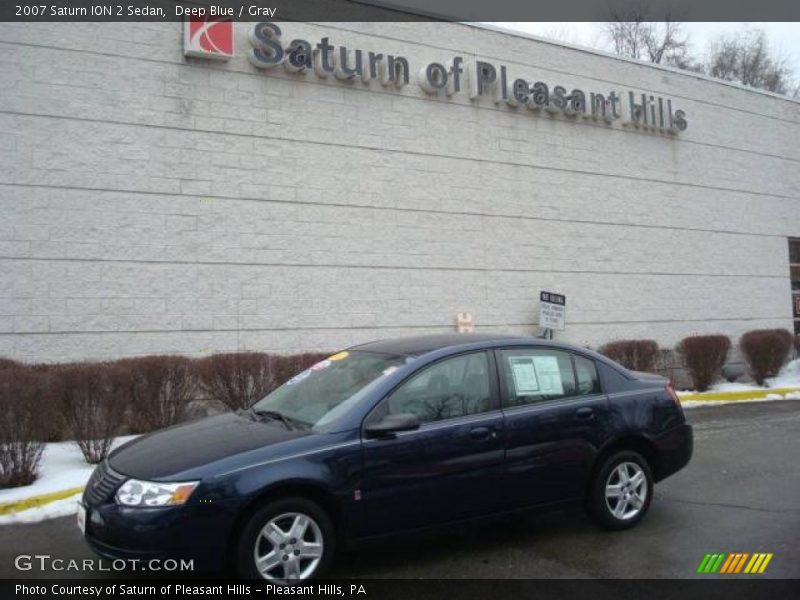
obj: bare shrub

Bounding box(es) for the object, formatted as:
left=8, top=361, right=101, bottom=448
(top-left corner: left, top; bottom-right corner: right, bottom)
left=794, top=335, right=800, bottom=356
left=197, top=352, right=329, bottom=411
left=21, top=363, right=70, bottom=443
left=739, top=329, right=794, bottom=385
left=654, top=348, right=683, bottom=382
left=0, top=358, right=20, bottom=371
left=598, top=340, right=659, bottom=372
left=0, top=365, right=47, bottom=487
left=677, top=335, right=731, bottom=392
left=54, top=363, right=127, bottom=464
left=0, top=361, right=67, bottom=443
left=196, top=353, right=278, bottom=412
left=119, top=356, right=200, bottom=433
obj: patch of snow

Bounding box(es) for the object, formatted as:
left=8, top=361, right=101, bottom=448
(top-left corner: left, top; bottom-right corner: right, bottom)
left=677, top=382, right=762, bottom=394
left=766, top=359, right=800, bottom=388
left=709, top=382, right=763, bottom=392
left=0, top=493, right=82, bottom=525
left=678, top=359, right=800, bottom=395
left=0, top=436, right=137, bottom=504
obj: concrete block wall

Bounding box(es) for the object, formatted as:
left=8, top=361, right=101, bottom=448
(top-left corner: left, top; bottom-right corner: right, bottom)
left=0, top=22, right=797, bottom=362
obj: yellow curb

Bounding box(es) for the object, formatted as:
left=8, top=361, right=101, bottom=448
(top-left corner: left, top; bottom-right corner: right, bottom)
left=678, top=387, right=800, bottom=402
left=0, top=487, right=84, bottom=516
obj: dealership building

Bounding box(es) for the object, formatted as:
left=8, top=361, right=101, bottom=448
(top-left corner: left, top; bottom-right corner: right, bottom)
left=0, top=20, right=798, bottom=363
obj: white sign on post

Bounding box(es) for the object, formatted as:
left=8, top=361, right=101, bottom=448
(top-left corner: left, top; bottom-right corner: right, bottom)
left=539, top=291, right=566, bottom=331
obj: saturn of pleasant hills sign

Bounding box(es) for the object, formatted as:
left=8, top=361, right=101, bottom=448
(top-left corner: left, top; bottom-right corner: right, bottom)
left=245, top=22, right=687, bottom=134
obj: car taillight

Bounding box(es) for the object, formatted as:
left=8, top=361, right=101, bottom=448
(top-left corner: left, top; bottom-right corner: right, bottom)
left=666, top=383, right=684, bottom=414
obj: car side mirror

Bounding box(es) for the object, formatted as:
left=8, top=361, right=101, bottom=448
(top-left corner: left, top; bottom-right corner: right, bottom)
left=364, top=413, right=421, bottom=438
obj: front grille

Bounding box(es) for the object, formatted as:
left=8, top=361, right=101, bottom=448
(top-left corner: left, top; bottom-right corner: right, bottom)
left=83, top=461, right=125, bottom=505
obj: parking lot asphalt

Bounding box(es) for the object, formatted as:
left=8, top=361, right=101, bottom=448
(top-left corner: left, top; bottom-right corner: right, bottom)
left=1, top=401, right=798, bottom=579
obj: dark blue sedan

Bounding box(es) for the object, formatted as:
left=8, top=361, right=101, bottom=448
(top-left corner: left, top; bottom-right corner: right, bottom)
left=81, top=334, right=692, bottom=581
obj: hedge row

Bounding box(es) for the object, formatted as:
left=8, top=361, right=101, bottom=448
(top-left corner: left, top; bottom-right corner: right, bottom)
left=599, top=328, right=796, bottom=391
left=0, top=352, right=326, bottom=487
left=2, top=329, right=798, bottom=489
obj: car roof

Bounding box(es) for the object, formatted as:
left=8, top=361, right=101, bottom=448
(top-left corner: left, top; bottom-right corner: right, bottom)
left=347, top=334, right=627, bottom=375
left=349, top=333, right=529, bottom=357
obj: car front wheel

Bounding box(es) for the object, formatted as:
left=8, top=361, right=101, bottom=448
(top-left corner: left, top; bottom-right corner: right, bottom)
left=236, top=497, right=335, bottom=581
left=587, top=450, right=653, bottom=529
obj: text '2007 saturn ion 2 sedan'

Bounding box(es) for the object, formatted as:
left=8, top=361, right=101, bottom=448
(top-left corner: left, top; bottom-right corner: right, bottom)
left=80, top=334, right=693, bottom=581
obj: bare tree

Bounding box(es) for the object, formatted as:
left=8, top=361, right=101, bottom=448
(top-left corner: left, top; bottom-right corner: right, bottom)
left=602, top=2, right=697, bottom=69
left=707, top=28, right=793, bottom=94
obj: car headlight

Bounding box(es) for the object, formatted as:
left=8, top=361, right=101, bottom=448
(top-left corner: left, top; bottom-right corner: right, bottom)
left=115, top=479, right=199, bottom=507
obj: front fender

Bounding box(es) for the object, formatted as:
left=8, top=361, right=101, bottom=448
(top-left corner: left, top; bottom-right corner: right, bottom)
left=205, top=433, right=366, bottom=540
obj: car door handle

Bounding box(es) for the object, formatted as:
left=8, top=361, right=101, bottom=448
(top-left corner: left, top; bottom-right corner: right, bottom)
left=576, top=407, right=595, bottom=419
left=470, top=426, right=495, bottom=441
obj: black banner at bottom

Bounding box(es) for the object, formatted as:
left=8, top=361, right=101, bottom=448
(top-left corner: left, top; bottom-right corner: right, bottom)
left=2, top=580, right=799, bottom=600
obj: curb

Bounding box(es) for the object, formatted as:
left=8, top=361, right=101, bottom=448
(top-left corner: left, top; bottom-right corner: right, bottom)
left=0, top=487, right=84, bottom=516
left=678, top=387, right=800, bottom=403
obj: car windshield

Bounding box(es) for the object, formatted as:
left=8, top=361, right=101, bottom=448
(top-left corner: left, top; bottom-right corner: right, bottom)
left=251, top=351, right=407, bottom=428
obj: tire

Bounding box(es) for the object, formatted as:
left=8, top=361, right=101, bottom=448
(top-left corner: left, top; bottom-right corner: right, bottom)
left=587, top=450, right=653, bottom=530
left=235, top=496, right=335, bottom=581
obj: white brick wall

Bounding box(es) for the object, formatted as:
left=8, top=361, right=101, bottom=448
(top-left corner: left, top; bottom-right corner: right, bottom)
left=0, top=22, right=797, bottom=362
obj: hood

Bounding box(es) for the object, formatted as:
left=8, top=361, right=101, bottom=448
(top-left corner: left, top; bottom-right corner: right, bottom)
left=108, top=412, right=308, bottom=480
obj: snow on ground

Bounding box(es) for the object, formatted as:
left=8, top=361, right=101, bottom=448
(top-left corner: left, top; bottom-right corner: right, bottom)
left=767, top=358, right=800, bottom=388
left=709, top=382, right=764, bottom=392
left=679, top=359, right=800, bottom=409
left=0, top=436, right=137, bottom=504
left=678, top=359, right=800, bottom=395
left=0, top=436, right=138, bottom=525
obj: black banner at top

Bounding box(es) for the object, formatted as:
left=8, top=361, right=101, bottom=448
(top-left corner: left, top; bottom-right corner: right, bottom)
left=2, top=0, right=800, bottom=22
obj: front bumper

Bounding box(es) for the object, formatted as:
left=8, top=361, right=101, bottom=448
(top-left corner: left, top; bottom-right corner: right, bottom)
left=82, top=497, right=243, bottom=572
left=652, top=423, right=693, bottom=482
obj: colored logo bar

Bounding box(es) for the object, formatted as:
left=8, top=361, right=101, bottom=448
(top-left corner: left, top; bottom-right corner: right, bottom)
left=697, top=553, right=773, bottom=574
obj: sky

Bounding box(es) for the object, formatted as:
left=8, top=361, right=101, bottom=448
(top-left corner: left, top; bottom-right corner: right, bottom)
left=495, top=22, right=800, bottom=76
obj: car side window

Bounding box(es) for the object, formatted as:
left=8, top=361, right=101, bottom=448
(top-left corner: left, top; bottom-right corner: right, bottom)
left=574, top=355, right=601, bottom=395
left=378, top=352, right=492, bottom=424
left=499, top=349, right=576, bottom=406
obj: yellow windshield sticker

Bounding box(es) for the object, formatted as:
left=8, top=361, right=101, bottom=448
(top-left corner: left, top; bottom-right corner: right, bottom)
left=328, top=351, right=349, bottom=361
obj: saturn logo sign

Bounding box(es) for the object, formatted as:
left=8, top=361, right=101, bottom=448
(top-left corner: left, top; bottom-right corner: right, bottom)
left=184, top=18, right=234, bottom=60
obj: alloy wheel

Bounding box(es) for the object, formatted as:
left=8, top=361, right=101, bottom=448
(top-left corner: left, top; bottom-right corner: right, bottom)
left=604, top=461, right=648, bottom=520
left=253, top=512, right=324, bottom=580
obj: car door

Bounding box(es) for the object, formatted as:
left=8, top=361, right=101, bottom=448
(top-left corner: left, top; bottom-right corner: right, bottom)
left=360, top=351, right=506, bottom=535
left=496, top=347, right=610, bottom=507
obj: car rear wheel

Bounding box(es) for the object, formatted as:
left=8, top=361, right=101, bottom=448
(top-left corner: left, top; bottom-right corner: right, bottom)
left=236, top=497, right=335, bottom=581
left=587, top=450, right=653, bottom=529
